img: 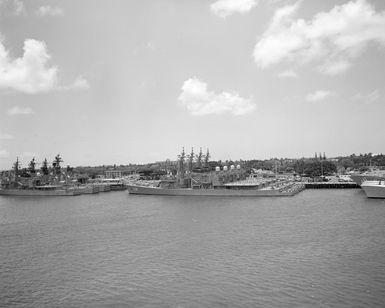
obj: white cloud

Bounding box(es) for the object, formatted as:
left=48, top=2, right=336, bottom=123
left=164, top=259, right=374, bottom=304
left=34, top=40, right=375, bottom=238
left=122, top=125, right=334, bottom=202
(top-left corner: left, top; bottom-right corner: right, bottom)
left=0, top=0, right=26, bottom=16
left=306, top=90, right=334, bottom=102
left=0, top=36, right=88, bottom=94
left=278, top=70, right=298, bottom=78
left=36, top=6, right=64, bottom=17
left=0, top=39, right=58, bottom=94
left=253, top=0, right=385, bottom=74
left=8, top=106, right=34, bottom=115
left=317, top=59, right=352, bottom=75
left=178, top=77, right=256, bottom=116
left=13, top=0, right=23, bottom=15
left=71, top=76, right=90, bottom=89
left=0, top=150, right=10, bottom=158
left=368, top=89, right=381, bottom=103
left=352, top=89, right=381, bottom=103
left=211, top=0, right=258, bottom=18
left=61, top=76, right=90, bottom=90
left=0, top=132, right=14, bottom=139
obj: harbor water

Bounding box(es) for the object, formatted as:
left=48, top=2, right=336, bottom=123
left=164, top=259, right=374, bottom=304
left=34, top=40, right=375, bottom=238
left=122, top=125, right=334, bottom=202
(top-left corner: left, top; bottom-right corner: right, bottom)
left=1, top=190, right=385, bottom=307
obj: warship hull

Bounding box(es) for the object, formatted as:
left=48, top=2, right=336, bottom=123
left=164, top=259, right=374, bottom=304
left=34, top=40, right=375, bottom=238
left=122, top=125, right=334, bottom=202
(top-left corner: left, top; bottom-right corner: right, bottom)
left=0, top=189, right=81, bottom=196
left=76, top=186, right=100, bottom=194
left=127, top=185, right=304, bottom=197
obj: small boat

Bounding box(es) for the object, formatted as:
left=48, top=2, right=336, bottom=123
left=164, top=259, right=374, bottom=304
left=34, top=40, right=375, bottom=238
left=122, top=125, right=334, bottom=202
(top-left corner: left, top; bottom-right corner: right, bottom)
left=361, top=180, right=385, bottom=199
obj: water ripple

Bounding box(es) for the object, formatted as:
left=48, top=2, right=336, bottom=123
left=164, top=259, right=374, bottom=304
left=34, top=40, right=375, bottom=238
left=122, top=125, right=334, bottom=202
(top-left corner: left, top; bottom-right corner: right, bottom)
left=1, top=190, right=385, bottom=307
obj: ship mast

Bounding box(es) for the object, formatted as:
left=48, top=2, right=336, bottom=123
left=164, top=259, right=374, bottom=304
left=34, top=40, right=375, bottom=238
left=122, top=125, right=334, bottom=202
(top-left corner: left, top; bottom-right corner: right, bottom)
left=177, top=148, right=185, bottom=177
left=52, top=154, right=63, bottom=176
left=196, top=147, right=203, bottom=169
left=28, top=157, right=36, bottom=174
left=41, top=158, right=49, bottom=175
left=13, top=157, right=20, bottom=177
left=204, top=148, right=210, bottom=167
left=188, top=148, right=194, bottom=173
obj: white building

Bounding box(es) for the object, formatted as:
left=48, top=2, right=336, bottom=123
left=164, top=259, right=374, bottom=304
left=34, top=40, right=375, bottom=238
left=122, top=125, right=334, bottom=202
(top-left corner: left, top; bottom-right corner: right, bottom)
left=105, top=170, right=122, bottom=179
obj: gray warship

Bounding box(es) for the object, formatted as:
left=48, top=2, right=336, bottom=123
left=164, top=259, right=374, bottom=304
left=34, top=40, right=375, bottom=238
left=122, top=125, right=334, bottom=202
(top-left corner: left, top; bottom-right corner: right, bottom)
left=1, top=155, right=92, bottom=196
left=127, top=148, right=304, bottom=197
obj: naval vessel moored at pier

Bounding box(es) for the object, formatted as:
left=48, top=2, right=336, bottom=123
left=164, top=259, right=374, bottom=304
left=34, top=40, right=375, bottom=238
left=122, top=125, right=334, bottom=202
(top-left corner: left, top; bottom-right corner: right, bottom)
left=128, top=148, right=304, bottom=197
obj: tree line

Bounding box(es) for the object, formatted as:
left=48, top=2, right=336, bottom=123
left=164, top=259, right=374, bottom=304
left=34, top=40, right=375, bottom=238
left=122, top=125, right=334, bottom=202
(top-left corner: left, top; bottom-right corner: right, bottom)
left=67, top=153, right=385, bottom=179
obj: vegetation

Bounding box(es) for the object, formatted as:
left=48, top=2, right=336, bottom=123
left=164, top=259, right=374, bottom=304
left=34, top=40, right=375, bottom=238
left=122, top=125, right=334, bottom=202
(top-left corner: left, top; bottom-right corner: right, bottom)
left=3, top=152, right=384, bottom=180
left=335, top=153, right=385, bottom=172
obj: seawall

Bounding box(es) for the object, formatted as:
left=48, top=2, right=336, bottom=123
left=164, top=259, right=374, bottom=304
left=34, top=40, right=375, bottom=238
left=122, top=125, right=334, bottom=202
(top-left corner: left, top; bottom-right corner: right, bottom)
left=304, top=182, right=359, bottom=189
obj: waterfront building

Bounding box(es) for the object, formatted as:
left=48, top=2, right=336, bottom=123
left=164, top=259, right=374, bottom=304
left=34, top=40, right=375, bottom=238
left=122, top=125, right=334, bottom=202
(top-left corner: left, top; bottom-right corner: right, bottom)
left=105, top=170, right=122, bottom=179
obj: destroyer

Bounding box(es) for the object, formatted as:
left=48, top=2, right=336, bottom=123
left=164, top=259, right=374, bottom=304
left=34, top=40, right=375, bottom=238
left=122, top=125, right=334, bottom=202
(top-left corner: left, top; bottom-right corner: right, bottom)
left=127, top=148, right=304, bottom=197
left=1, top=155, right=80, bottom=196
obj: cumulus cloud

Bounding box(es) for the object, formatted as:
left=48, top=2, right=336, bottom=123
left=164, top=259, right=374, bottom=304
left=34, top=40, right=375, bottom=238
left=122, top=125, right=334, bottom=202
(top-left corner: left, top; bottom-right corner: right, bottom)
left=352, top=89, right=381, bottom=103
left=0, top=39, right=58, bottom=94
left=211, top=0, right=258, bottom=18
left=7, top=106, right=34, bottom=115
left=36, top=6, right=64, bottom=17
left=178, top=77, right=256, bottom=116
left=306, top=90, right=334, bottom=102
left=278, top=70, right=298, bottom=78
left=71, top=76, right=90, bottom=89
left=0, top=38, right=87, bottom=93
left=317, top=59, right=352, bottom=75
left=367, top=89, right=381, bottom=102
left=0, top=0, right=26, bottom=16
left=61, top=76, right=90, bottom=90
left=253, top=0, right=385, bottom=74
left=0, top=132, right=14, bottom=139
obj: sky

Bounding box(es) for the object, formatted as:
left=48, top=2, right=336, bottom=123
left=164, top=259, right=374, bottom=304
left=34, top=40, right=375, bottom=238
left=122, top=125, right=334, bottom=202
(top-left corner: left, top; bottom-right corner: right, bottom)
left=0, top=0, right=385, bottom=169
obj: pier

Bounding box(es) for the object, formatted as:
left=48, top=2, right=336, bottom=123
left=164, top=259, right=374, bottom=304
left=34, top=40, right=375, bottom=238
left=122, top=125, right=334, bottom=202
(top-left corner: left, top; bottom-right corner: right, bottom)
left=304, top=182, right=359, bottom=189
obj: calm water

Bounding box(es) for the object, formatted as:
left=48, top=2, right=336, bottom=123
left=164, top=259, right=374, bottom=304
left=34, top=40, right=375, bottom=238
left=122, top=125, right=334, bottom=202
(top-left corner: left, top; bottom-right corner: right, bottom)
left=1, top=189, right=385, bottom=307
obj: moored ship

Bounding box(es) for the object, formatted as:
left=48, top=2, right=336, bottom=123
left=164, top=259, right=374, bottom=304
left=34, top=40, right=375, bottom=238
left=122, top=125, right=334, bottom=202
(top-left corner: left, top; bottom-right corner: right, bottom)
left=128, top=148, right=304, bottom=197
left=0, top=155, right=128, bottom=196
left=127, top=183, right=304, bottom=197
left=0, top=185, right=81, bottom=196
left=1, top=155, right=83, bottom=196
left=361, top=180, right=385, bottom=199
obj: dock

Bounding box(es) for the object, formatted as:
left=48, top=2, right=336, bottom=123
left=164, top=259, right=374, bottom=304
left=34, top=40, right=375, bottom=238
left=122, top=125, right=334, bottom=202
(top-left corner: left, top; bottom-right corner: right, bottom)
left=304, top=182, right=359, bottom=189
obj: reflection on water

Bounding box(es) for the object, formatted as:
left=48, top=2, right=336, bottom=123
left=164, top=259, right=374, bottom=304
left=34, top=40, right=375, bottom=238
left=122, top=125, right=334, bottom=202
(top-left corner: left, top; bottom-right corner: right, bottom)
left=1, top=190, right=385, bottom=307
